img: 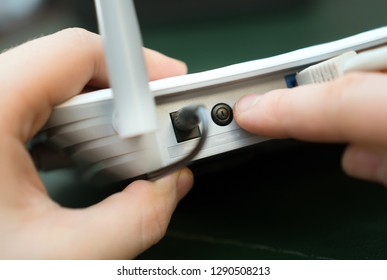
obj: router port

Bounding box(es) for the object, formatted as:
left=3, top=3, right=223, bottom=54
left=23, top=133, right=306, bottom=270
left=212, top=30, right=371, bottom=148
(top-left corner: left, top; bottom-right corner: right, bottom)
left=170, top=111, right=201, bottom=143
left=211, top=103, right=233, bottom=126
left=285, top=73, right=298, bottom=88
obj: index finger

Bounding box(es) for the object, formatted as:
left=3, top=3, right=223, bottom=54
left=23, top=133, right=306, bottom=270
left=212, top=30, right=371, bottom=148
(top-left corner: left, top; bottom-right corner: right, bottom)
left=0, top=28, right=108, bottom=141
left=234, top=72, right=387, bottom=146
left=0, top=28, right=187, bottom=142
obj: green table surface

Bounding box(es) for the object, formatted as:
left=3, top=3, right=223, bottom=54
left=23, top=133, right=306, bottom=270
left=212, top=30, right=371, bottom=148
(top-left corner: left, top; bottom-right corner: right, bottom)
left=3, top=0, right=387, bottom=259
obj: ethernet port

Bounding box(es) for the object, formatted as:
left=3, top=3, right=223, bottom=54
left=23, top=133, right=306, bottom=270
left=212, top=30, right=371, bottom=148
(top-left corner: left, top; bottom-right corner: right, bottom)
left=170, top=111, right=201, bottom=143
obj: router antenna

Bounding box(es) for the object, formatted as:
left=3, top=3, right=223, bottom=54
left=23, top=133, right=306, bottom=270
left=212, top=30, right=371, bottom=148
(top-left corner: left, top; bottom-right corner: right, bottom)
left=94, top=0, right=158, bottom=138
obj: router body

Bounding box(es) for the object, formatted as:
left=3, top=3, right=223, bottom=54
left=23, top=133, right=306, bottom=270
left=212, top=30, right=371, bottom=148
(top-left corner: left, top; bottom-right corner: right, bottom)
left=38, top=27, right=387, bottom=181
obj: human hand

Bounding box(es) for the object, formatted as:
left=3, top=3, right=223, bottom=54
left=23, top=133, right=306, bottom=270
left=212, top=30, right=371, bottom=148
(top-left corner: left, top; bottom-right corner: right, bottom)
left=234, top=71, right=387, bottom=185
left=0, top=28, right=193, bottom=259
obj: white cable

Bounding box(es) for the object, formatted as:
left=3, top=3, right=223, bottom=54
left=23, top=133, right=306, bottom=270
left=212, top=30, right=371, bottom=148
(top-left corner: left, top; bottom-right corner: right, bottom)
left=343, top=45, right=387, bottom=73
left=296, top=45, right=387, bottom=85
left=296, top=51, right=357, bottom=84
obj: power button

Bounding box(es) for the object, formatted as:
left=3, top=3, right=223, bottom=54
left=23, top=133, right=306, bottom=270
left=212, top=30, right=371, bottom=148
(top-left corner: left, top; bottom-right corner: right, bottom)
left=211, top=103, right=233, bottom=126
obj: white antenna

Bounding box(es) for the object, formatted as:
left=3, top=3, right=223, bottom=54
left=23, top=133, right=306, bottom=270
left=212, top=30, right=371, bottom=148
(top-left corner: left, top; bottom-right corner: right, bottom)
left=94, top=0, right=158, bottom=138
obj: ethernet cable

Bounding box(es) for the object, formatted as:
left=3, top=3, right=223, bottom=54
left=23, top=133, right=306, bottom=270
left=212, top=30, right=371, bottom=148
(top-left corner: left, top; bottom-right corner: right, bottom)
left=146, top=105, right=209, bottom=180
left=296, top=45, right=387, bottom=85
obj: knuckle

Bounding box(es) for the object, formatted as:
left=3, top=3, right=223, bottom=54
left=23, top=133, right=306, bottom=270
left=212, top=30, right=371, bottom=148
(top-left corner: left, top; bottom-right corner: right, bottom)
left=58, top=27, right=89, bottom=37
left=327, top=73, right=356, bottom=98
left=264, top=90, right=294, bottom=137
left=326, top=73, right=372, bottom=134
left=332, top=72, right=374, bottom=95
left=56, top=27, right=95, bottom=46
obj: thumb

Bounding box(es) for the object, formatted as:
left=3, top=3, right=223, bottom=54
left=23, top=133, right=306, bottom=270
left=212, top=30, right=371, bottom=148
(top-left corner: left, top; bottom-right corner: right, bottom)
left=60, top=168, right=193, bottom=259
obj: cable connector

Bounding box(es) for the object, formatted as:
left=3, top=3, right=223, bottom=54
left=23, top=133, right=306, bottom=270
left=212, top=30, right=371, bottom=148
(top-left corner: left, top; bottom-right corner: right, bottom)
left=146, top=104, right=208, bottom=180
left=171, top=105, right=201, bottom=131
left=296, top=45, right=387, bottom=85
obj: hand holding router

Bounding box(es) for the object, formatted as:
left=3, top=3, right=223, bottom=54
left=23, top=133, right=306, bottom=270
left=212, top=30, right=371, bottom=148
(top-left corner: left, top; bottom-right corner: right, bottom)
left=1, top=1, right=387, bottom=259
left=31, top=2, right=387, bottom=184
left=0, top=27, right=195, bottom=258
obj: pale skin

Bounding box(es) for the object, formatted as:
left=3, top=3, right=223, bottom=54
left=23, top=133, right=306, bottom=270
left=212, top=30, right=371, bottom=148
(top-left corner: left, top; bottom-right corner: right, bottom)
left=234, top=71, right=387, bottom=186
left=2, top=27, right=386, bottom=260
left=0, top=28, right=193, bottom=259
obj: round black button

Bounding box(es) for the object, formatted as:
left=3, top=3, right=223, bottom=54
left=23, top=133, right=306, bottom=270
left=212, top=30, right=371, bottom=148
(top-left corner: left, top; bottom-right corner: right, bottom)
left=211, top=103, right=233, bottom=126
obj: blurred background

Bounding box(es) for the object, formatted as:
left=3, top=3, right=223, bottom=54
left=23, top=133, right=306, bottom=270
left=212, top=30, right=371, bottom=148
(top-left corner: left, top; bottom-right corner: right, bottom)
left=2, top=0, right=387, bottom=72
left=2, top=0, right=387, bottom=259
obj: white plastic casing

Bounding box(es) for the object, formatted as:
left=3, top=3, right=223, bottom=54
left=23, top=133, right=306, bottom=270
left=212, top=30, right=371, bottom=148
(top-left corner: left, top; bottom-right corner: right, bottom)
left=41, top=26, right=387, bottom=182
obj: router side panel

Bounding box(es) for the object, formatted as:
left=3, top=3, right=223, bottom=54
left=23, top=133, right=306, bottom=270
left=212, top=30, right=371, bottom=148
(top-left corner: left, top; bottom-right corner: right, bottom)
left=36, top=27, right=387, bottom=182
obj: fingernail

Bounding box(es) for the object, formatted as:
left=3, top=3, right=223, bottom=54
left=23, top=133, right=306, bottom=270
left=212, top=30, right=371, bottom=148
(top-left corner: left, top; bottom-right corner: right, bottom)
left=235, top=94, right=261, bottom=114
left=173, top=59, right=188, bottom=73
